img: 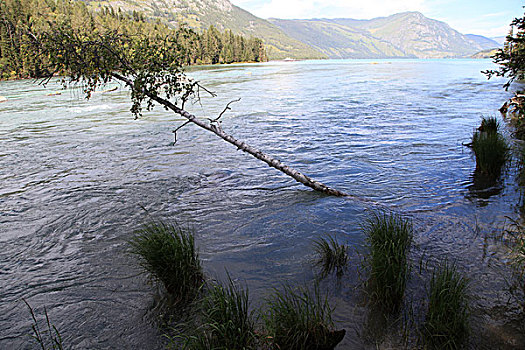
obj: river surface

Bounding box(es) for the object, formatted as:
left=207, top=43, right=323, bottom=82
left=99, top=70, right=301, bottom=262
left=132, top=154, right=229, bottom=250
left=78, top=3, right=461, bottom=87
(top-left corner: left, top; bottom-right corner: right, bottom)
left=1, top=59, right=524, bottom=349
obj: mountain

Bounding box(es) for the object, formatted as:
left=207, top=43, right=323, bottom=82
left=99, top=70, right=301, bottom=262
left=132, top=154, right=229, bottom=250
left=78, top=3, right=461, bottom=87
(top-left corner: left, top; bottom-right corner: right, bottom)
left=85, top=0, right=325, bottom=60
left=84, top=1, right=500, bottom=60
left=268, top=19, right=406, bottom=58
left=471, top=48, right=499, bottom=59
left=466, top=34, right=501, bottom=49
left=271, top=12, right=498, bottom=59
left=491, top=36, right=507, bottom=45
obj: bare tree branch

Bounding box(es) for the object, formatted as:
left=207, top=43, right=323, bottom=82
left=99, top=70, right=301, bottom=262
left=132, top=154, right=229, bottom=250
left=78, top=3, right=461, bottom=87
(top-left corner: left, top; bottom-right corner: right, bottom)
left=196, top=82, right=217, bottom=97
left=209, top=98, right=241, bottom=123
left=172, top=120, right=192, bottom=143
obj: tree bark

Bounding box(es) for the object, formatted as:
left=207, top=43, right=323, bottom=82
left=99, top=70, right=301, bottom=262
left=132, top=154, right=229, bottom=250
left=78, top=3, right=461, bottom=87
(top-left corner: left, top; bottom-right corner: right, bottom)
left=112, top=72, right=349, bottom=197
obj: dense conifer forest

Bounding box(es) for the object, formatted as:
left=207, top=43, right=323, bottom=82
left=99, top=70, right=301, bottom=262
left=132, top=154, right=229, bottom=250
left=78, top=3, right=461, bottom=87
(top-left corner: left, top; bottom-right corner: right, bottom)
left=0, top=0, right=267, bottom=80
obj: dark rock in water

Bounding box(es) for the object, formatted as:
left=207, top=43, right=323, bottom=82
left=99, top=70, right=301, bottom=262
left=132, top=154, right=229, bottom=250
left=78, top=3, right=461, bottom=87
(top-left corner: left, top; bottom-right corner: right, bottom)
left=320, top=329, right=346, bottom=350
left=499, top=101, right=508, bottom=115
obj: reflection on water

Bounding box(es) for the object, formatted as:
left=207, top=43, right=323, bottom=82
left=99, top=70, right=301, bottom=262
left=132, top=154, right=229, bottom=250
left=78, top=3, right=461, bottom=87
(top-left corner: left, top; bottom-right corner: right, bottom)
left=1, top=59, right=524, bottom=349
left=467, top=170, right=504, bottom=205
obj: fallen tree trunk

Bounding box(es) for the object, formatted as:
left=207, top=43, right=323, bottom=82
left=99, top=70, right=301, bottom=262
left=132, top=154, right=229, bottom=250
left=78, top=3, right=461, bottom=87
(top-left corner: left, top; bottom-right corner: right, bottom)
left=112, top=72, right=348, bottom=197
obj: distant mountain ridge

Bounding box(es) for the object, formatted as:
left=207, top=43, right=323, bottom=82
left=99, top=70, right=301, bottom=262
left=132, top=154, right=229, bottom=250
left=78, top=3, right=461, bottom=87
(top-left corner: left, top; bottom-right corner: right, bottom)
left=466, top=34, right=501, bottom=49
left=270, top=12, right=501, bottom=59
left=84, top=1, right=501, bottom=59
left=85, top=0, right=325, bottom=59
left=491, top=36, right=507, bottom=45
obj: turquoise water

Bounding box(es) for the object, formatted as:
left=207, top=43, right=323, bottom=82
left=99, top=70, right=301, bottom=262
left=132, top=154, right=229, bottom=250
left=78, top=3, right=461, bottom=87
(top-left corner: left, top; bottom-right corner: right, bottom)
left=0, top=59, right=523, bottom=348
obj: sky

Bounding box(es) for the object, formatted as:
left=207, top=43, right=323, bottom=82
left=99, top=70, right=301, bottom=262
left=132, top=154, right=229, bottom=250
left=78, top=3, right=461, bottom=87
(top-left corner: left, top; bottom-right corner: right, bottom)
left=230, top=0, right=524, bottom=37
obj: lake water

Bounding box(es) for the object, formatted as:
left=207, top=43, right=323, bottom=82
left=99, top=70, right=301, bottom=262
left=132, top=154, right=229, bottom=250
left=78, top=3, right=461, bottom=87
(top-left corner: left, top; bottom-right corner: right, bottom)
left=1, top=59, right=524, bottom=349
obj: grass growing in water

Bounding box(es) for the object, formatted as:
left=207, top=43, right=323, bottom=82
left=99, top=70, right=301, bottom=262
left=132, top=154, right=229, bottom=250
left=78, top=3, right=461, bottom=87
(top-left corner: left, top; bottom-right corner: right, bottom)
left=479, top=116, right=500, bottom=133
left=471, top=121, right=509, bottom=177
left=313, top=234, right=348, bottom=278
left=181, top=277, right=258, bottom=349
left=129, top=221, right=203, bottom=304
left=24, top=300, right=63, bottom=350
left=264, top=284, right=345, bottom=350
left=505, top=219, right=525, bottom=310
left=423, top=261, right=469, bottom=349
left=512, top=233, right=525, bottom=310
left=363, top=212, right=413, bottom=312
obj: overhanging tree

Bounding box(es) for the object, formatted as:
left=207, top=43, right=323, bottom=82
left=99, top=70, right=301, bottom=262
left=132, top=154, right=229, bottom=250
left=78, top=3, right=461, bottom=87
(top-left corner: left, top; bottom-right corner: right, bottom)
left=484, top=13, right=525, bottom=90
left=484, top=12, right=525, bottom=139
left=31, top=25, right=348, bottom=196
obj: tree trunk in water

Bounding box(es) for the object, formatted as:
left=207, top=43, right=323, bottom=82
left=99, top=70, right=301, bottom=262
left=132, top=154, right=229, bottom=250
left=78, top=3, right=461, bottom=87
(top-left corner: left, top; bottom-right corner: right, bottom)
left=112, top=73, right=348, bottom=197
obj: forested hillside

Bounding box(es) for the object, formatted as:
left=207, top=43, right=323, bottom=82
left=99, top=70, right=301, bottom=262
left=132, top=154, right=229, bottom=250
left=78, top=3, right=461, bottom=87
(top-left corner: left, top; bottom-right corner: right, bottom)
left=0, top=0, right=267, bottom=80
left=83, top=0, right=326, bottom=60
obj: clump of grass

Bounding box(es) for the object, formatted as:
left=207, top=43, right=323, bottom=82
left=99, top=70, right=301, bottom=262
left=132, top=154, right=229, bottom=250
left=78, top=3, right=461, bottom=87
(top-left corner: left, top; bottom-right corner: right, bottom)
left=471, top=127, right=509, bottom=177
left=505, top=219, right=525, bottom=310
left=513, top=234, right=525, bottom=308
left=264, top=284, right=345, bottom=350
left=363, top=212, right=413, bottom=312
left=513, top=235, right=525, bottom=276
left=478, top=116, right=500, bottom=133
left=313, top=234, right=349, bottom=278
left=423, top=261, right=469, bottom=349
left=510, top=222, right=525, bottom=276
left=182, top=277, right=258, bottom=349
left=129, top=221, right=203, bottom=304
left=24, top=299, right=63, bottom=350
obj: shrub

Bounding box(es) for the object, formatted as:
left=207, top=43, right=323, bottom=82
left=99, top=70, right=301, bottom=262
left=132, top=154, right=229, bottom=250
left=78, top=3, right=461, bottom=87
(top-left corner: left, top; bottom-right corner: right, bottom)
left=423, top=261, right=469, bottom=349
left=264, top=284, right=345, bottom=350
left=129, top=221, right=203, bottom=304
left=313, top=235, right=348, bottom=278
left=363, top=212, right=413, bottom=312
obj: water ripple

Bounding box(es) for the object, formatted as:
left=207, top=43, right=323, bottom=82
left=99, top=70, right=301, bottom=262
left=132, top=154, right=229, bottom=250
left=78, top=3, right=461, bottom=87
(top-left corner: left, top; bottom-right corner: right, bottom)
left=0, top=59, right=523, bottom=349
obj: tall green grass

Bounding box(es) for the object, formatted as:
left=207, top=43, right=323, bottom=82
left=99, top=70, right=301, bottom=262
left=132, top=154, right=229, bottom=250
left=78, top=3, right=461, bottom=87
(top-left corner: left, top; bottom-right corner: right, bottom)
left=363, top=212, right=413, bottom=312
left=479, top=116, right=500, bottom=133
left=423, top=261, right=469, bottom=349
left=471, top=126, right=509, bottom=177
left=514, top=235, right=525, bottom=278
left=513, top=234, right=525, bottom=308
left=506, top=219, right=525, bottom=310
left=129, top=221, right=203, bottom=303
left=181, top=278, right=257, bottom=350
left=264, top=284, right=345, bottom=350
left=313, top=235, right=348, bottom=278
